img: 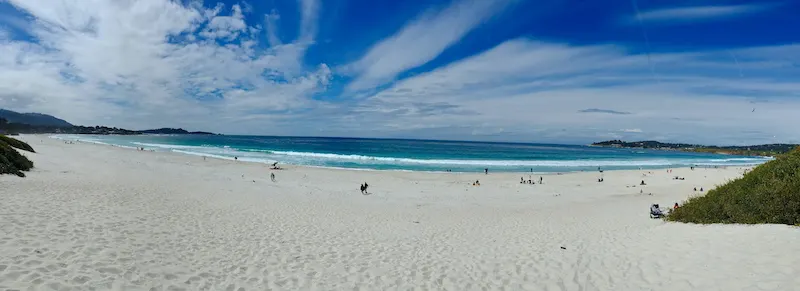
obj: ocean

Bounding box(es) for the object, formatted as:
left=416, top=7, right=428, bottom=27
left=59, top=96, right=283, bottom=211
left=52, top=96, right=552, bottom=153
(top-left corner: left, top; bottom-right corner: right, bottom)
left=53, top=135, right=770, bottom=173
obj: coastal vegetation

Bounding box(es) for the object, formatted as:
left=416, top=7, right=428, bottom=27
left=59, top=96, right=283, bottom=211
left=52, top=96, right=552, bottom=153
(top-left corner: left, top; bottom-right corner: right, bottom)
left=592, top=140, right=797, bottom=157
left=0, top=135, right=34, bottom=177
left=667, top=147, right=800, bottom=225
left=0, top=134, right=35, bottom=153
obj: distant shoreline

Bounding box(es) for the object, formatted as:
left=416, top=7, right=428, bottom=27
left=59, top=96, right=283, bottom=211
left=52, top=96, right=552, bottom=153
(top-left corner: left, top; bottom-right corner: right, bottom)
left=591, top=140, right=797, bottom=157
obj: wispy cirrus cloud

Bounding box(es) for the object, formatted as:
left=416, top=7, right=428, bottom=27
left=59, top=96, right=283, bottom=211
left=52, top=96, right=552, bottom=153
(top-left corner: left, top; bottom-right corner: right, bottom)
left=340, top=38, right=800, bottom=144
left=578, top=108, right=632, bottom=115
left=344, top=0, right=513, bottom=92
left=620, top=128, right=643, bottom=133
left=629, top=4, right=774, bottom=24
left=297, top=0, right=319, bottom=43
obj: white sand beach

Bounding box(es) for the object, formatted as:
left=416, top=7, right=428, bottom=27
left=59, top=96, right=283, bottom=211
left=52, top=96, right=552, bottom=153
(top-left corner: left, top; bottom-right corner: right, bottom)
left=1, top=135, right=798, bottom=291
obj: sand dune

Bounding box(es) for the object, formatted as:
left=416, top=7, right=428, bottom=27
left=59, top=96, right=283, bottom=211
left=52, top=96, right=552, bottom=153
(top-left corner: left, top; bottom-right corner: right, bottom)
left=1, top=136, right=798, bottom=290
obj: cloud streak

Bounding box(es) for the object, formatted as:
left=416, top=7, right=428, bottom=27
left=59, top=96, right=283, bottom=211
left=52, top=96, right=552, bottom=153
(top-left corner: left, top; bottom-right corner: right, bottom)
left=345, top=0, right=512, bottom=92
left=630, top=4, right=773, bottom=24
left=578, top=109, right=632, bottom=115
left=298, top=0, right=319, bottom=43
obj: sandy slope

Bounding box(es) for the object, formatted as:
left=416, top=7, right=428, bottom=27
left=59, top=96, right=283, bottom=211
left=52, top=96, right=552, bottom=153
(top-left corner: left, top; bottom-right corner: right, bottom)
left=1, top=136, right=798, bottom=291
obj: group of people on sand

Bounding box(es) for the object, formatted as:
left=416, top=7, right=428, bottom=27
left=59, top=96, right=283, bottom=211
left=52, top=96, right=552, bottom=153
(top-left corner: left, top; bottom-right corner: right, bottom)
left=360, top=182, right=370, bottom=194
left=650, top=202, right=682, bottom=218
left=520, top=176, right=543, bottom=184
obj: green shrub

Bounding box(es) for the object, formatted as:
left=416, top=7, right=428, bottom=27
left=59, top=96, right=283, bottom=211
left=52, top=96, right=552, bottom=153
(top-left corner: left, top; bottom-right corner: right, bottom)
left=0, top=140, right=33, bottom=177
left=667, top=147, right=800, bottom=225
left=0, top=135, right=35, bottom=152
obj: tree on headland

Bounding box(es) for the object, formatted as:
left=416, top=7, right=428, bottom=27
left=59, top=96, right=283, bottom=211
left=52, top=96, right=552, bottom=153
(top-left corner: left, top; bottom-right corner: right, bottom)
left=667, top=147, right=800, bottom=225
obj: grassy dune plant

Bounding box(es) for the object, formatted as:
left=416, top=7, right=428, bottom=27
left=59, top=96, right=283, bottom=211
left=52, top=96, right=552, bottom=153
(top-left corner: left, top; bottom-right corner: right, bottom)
left=0, top=135, right=34, bottom=177
left=0, top=142, right=33, bottom=177
left=667, top=147, right=800, bottom=225
left=0, top=134, right=35, bottom=152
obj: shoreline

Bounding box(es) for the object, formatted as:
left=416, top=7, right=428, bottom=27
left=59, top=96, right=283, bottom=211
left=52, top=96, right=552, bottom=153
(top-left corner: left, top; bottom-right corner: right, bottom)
left=3, top=135, right=798, bottom=290
left=47, top=134, right=767, bottom=174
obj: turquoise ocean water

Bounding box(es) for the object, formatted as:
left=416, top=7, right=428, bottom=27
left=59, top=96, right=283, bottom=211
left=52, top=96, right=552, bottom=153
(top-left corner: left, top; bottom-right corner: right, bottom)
left=54, top=135, right=770, bottom=173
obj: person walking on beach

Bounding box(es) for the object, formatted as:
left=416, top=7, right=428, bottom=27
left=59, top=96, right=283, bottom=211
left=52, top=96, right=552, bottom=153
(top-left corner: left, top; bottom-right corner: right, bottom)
left=484, top=168, right=488, bottom=175
left=539, top=176, right=543, bottom=184
left=360, top=184, right=365, bottom=194
left=364, top=182, right=369, bottom=193
left=270, top=172, right=276, bottom=182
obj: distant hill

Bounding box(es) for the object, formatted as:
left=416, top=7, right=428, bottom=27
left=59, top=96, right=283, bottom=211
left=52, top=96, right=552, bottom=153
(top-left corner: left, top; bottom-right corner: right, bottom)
left=0, top=109, right=72, bottom=127
left=0, top=118, right=217, bottom=136
left=592, top=140, right=798, bottom=157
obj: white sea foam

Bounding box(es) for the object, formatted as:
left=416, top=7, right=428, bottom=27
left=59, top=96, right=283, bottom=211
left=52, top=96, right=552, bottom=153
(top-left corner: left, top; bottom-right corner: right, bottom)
left=132, top=142, right=206, bottom=150
left=51, top=135, right=140, bottom=150
left=86, top=140, right=772, bottom=168
left=267, top=150, right=768, bottom=167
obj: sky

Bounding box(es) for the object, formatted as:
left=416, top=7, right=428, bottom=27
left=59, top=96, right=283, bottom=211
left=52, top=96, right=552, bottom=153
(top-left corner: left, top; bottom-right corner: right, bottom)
left=0, top=0, right=798, bottom=145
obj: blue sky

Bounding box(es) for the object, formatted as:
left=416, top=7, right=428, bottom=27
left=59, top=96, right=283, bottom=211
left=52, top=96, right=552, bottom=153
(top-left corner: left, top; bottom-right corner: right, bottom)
left=0, top=0, right=798, bottom=145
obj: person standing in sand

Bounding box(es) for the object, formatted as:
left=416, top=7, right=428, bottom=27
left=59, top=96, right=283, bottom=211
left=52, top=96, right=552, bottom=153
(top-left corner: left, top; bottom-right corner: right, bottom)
left=485, top=168, right=488, bottom=175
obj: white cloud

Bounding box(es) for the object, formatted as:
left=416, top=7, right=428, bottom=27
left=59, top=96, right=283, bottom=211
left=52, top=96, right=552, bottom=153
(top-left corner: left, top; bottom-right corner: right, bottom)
left=0, top=0, right=330, bottom=132
left=344, top=0, right=512, bottom=92
left=200, top=4, right=247, bottom=40
left=344, top=39, right=800, bottom=144
left=631, top=4, right=773, bottom=24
